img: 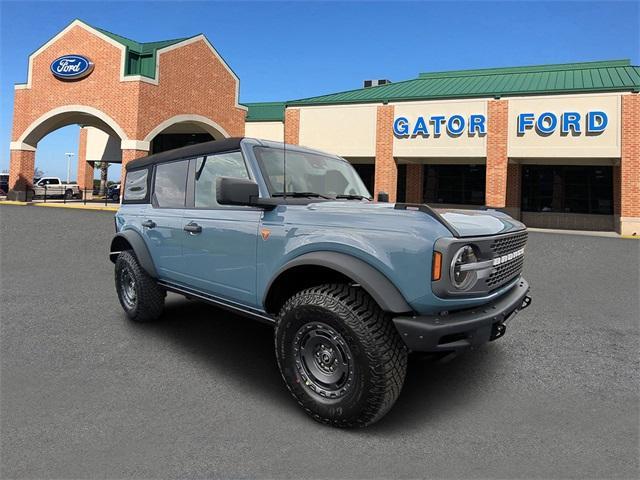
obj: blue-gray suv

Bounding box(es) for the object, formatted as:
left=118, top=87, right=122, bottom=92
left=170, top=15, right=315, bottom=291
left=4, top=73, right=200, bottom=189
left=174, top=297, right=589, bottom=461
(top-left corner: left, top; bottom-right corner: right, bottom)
left=110, top=137, right=531, bottom=428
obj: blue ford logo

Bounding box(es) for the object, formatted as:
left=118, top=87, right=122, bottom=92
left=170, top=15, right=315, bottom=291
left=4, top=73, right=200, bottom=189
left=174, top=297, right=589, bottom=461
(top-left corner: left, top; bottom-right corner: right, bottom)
left=50, top=55, right=94, bottom=80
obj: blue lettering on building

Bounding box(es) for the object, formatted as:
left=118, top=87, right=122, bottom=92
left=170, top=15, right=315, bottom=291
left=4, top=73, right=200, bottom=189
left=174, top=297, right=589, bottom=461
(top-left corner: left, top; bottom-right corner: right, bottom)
left=587, top=111, right=608, bottom=133
left=536, top=112, right=558, bottom=134
left=395, top=111, right=609, bottom=139
left=393, top=114, right=486, bottom=137
left=517, top=111, right=608, bottom=135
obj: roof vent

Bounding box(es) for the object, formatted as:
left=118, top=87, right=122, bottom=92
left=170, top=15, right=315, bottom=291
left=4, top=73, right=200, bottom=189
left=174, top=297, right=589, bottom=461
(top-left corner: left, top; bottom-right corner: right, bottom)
left=363, top=79, right=391, bottom=88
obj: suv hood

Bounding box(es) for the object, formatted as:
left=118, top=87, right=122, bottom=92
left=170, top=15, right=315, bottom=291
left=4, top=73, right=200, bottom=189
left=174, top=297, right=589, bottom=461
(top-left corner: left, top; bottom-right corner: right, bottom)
left=431, top=207, right=526, bottom=237
left=304, top=201, right=525, bottom=237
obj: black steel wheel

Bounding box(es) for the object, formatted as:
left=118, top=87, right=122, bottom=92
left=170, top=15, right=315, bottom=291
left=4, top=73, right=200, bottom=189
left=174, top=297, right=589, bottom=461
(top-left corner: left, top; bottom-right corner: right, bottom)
left=275, top=283, right=408, bottom=428
left=294, top=322, right=354, bottom=399
left=115, top=250, right=165, bottom=322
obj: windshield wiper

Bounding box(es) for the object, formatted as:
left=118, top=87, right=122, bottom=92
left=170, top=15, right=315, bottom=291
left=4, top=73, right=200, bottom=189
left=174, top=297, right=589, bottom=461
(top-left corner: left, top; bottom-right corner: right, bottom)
left=272, top=192, right=334, bottom=199
left=335, top=194, right=370, bottom=200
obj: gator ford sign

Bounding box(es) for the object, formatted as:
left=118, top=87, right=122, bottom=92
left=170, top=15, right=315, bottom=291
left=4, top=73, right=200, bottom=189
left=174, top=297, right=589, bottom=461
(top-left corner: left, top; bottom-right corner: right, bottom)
left=394, top=110, right=608, bottom=139
left=50, top=55, right=94, bottom=80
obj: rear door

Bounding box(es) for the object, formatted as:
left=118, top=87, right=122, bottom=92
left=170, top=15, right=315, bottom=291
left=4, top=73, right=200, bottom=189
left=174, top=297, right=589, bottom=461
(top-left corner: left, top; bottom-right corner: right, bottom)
left=181, top=151, right=261, bottom=307
left=141, top=159, right=189, bottom=283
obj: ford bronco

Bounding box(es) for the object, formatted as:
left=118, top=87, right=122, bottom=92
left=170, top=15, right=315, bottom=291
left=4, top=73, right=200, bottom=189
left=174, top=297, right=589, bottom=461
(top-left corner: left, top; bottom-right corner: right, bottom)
left=110, top=137, right=531, bottom=428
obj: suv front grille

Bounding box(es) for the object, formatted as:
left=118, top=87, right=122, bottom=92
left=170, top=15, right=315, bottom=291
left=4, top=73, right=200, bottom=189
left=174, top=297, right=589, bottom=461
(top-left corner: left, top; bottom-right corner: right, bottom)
left=486, top=231, right=528, bottom=289
left=490, top=231, right=528, bottom=256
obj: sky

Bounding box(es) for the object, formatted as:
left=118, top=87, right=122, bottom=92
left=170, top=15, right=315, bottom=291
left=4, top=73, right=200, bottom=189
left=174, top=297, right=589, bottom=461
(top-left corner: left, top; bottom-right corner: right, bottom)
left=1, top=0, right=639, bottom=181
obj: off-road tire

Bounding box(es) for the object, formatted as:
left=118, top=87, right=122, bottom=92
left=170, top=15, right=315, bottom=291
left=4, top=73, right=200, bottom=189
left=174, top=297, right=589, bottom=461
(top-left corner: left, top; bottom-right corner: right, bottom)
left=275, top=283, right=408, bottom=428
left=115, top=250, right=165, bottom=322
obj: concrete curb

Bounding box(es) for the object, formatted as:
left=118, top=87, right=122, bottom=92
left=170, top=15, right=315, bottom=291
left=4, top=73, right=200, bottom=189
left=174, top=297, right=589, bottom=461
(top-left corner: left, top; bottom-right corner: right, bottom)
left=0, top=200, right=117, bottom=212
left=34, top=203, right=118, bottom=212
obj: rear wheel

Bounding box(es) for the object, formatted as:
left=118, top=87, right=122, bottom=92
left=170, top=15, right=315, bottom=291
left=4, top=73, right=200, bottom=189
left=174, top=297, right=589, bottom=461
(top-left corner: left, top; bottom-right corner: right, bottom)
left=115, top=250, right=165, bottom=322
left=64, top=189, right=73, bottom=200
left=275, top=284, right=408, bottom=428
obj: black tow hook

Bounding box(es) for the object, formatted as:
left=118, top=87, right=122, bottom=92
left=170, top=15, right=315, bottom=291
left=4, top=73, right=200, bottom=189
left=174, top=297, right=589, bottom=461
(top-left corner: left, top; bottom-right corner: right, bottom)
left=490, top=323, right=506, bottom=341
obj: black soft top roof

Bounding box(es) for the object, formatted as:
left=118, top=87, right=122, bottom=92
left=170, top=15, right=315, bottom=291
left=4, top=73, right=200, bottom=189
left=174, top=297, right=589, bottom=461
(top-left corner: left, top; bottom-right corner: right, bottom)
left=126, top=137, right=243, bottom=171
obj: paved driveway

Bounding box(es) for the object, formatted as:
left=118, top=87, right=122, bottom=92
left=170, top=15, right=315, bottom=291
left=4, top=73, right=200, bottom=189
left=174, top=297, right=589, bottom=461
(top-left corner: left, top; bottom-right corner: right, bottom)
left=1, top=205, right=638, bottom=479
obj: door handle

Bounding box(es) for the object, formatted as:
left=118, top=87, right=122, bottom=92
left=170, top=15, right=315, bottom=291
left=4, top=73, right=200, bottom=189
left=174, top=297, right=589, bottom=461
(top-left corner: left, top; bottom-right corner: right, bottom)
left=184, top=222, right=202, bottom=234
left=141, top=220, right=156, bottom=229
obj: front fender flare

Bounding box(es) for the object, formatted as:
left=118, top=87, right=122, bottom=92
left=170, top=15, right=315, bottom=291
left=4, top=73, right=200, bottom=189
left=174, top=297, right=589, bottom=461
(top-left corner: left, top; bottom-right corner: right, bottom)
left=109, top=230, right=158, bottom=278
left=264, top=251, right=412, bottom=314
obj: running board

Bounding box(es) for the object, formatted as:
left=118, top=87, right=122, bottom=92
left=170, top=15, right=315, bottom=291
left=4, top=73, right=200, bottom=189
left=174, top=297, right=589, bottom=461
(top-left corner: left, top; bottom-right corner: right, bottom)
left=157, top=281, right=276, bottom=325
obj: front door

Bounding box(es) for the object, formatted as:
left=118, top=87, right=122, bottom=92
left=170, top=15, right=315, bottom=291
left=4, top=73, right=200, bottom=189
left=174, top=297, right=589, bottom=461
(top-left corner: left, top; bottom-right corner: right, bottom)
left=181, top=152, right=261, bottom=307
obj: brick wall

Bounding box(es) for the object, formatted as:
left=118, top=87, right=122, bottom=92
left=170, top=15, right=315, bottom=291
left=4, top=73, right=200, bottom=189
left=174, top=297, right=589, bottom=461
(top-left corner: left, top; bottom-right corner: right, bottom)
left=621, top=94, right=640, bottom=218
left=374, top=105, right=397, bottom=202
left=7, top=150, right=35, bottom=201
left=505, top=163, right=521, bottom=210
left=284, top=109, right=300, bottom=144
left=486, top=99, right=509, bottom=208
left=76, top=127, right=93, bottom=192
left=405, top=164, right=423, bottom=203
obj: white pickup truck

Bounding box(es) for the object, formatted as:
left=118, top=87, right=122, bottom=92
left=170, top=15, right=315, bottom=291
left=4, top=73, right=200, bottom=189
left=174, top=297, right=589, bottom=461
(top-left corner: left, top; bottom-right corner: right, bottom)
left=31, top=177, right=81, bottom=199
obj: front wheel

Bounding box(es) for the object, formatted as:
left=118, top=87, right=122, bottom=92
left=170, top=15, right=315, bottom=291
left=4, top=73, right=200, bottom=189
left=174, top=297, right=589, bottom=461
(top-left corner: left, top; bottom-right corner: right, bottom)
left=114, top=250, right=165, bottom=322
left=275, top=284, right=408, bottom=428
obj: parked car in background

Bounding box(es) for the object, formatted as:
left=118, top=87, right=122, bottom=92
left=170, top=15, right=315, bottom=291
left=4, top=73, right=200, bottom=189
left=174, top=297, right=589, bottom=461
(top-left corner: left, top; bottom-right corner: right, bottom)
left=0, top=174, right=8, bottom=196
left=110, top=138, right=532, bottom=428
left=31, top=177, right=81, bottom=199
left=108, top=183, right=121, bottom=201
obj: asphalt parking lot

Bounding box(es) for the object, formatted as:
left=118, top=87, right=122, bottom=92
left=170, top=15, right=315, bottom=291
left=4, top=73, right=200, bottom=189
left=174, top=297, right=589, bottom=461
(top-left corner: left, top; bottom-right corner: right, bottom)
left=1, top=205, right=638, bottom=479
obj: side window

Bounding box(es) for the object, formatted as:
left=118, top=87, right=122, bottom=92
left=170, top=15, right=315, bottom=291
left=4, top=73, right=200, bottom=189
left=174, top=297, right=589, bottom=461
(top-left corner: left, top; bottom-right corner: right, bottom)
left=49, top=178, right=60, bottom=185
left=194, top=152, right=249, bottom=208
left=123, top=169, right=148, bottom=202
left=154, top=160, right=188, bottom=208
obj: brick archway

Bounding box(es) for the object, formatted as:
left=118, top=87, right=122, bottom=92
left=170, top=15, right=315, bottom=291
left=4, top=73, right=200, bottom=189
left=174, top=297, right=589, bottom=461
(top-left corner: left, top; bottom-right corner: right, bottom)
left=15, top=105, right=129, bottom=150
left=8, top=19, right=247, bottom=200
left=8, top=106, right=129, bottom=200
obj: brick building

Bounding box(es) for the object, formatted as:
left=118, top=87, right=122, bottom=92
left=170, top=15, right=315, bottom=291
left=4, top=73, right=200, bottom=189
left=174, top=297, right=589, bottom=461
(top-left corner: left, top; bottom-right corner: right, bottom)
left=8, top=20, right=640, bottom=235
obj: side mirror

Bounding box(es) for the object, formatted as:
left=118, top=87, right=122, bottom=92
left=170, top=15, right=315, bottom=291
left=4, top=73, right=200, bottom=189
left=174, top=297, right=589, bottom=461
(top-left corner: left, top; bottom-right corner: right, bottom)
left=217, top=177, right=260, bottom=207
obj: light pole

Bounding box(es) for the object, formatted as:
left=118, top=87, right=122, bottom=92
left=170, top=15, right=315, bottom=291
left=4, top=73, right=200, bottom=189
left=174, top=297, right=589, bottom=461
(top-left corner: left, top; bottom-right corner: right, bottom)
left=64, top=152, right=75, bottom=184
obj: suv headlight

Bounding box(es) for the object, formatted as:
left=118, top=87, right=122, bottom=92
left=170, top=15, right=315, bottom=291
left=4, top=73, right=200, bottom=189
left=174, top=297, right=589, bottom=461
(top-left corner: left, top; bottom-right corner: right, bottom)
left=450, top=245, right=479, bottom=290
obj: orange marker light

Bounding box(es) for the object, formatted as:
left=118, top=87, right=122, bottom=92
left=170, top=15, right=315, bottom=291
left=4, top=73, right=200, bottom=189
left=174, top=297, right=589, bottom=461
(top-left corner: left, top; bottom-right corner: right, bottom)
left=432, top=251, right=442, bottom=281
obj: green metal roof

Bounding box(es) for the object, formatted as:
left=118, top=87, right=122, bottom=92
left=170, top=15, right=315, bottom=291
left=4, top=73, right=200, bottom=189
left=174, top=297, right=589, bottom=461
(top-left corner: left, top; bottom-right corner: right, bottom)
left=243, top=102, right=286, bottom=121
left=285, top=60, right=640, bottom=107
left=93, top=25, right=195, bottom=79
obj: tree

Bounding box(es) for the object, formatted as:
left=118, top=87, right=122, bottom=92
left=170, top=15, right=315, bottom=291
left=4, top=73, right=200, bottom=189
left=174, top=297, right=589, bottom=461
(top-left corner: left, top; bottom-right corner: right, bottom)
left=94, top=162, right=109, bottom=195
left=34, top=167, right=45, bottom=178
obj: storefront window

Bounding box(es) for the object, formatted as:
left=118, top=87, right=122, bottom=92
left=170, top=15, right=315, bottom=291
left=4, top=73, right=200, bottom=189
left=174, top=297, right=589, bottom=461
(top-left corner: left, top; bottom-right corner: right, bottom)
left=521, top=165, right=613, bottom=215
left=423, top=165, right=485, bottom=205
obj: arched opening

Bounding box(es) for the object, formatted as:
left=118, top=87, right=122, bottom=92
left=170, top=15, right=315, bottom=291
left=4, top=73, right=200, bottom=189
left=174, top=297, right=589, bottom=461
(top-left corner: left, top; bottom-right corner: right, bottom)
left=8, top=106, right=128, bottom=202
left=17, top=105, right=128, bottom=149
left=144, top=114, right=229, bottom=154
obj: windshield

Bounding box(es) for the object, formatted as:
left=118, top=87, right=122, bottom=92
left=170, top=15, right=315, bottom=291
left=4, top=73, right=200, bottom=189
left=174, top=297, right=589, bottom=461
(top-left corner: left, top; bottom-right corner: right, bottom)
left=254, top=146, right=371, bottom=199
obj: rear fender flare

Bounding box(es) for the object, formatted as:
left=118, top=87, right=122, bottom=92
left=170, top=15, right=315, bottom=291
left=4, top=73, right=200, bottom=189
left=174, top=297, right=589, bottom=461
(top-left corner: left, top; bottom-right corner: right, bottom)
left=109, top=230, right=158, bottom=278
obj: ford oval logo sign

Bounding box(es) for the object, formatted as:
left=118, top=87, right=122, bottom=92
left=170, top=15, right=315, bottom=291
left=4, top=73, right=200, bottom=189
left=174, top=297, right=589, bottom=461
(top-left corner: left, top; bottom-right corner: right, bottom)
left=50, top=55, right=94, bottom=80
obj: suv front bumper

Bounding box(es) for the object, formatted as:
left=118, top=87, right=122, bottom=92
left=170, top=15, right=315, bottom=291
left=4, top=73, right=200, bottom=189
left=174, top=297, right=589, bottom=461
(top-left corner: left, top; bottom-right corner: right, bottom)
left=393, top=278, right=531, bottom=353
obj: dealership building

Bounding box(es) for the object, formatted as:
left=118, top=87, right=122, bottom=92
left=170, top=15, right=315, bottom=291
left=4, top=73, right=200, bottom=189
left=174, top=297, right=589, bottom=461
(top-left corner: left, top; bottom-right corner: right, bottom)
left=8, top=20, right=640, bottom=234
